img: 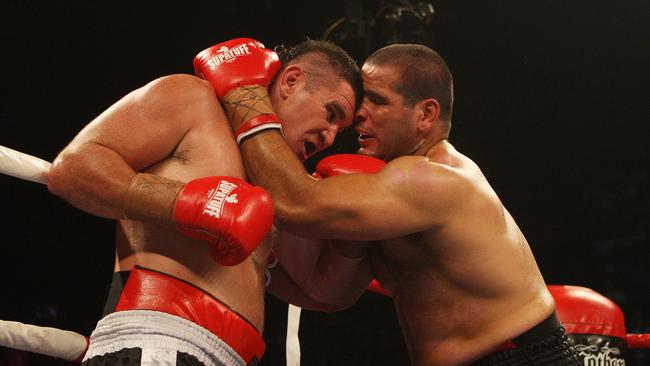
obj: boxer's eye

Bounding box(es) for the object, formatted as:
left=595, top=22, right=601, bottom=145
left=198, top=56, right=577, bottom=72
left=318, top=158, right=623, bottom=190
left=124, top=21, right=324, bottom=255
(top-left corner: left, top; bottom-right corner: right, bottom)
left=366, top=91, right=386, bottom=105
left=327, top=109, right=335, bottom=123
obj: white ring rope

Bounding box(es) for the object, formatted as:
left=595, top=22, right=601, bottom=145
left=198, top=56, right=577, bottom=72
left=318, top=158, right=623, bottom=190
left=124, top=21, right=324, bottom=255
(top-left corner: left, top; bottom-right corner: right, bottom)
left=0, top=145, right=89, bottom=360
left=0, top=319, right=88, bottom=361
left=0, top=144, right=51, bottom=185
left=0, top=144, right=309, bottom=364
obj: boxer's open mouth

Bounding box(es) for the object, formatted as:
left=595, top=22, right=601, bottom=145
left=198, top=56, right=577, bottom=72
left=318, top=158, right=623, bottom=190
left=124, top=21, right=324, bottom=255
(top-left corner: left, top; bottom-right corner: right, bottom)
left=358, top=134, right=372, bottom=143
left=304, top=141, right=317, bottom=157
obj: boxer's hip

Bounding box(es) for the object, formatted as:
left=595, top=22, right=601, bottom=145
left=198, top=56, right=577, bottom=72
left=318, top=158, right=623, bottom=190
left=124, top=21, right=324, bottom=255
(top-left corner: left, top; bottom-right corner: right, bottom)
left=87, top=266, right=265, bottom=366
left=472, top=311, right=581, bottom=366
left=82, top=310, right=249, bottom=366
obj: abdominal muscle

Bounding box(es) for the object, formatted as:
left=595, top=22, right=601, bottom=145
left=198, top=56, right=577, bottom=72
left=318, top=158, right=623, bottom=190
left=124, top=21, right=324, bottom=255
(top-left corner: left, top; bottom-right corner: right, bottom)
left=392, top=279, right=553, bottom=366
left=371, top=231, right=554, bottom=365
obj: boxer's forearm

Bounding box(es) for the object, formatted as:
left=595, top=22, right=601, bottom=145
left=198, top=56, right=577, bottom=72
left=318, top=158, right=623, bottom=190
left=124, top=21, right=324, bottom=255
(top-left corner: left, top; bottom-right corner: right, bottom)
left=122, top=173, right=182, bottom=225
left=267, top=264, right=343, bottom=312
left=48, top=141, right=138, bottom=219
left=49, top=143, right=185, bottom=225
left=222, top=86, right=316, bottom=232
left=267, top=261, right=363, bottom=312
left=239, top=131, right=322, bottom=232
left=309, top=241, right=372, bottom=306
left=223, top=86, right=367, bottom=239
left=275, top=231, right=371, bottom=306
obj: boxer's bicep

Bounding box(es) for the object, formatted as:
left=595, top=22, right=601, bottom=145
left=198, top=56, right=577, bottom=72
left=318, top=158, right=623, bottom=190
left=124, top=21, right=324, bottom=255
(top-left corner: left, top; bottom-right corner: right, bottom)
left=381, top=157, right=465, bottom=230
left=293, top=157, right=458, bottom=240
left=274, top=171, right=393, bottom=240
left=76, top=74, right=213, bottom=171
left=48, top=74, right=215, bottom=218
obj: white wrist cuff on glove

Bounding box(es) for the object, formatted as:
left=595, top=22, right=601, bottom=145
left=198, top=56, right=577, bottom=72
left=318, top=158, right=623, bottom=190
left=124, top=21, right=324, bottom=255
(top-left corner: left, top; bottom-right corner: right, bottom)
left=235, top=114, right=282, bottom=144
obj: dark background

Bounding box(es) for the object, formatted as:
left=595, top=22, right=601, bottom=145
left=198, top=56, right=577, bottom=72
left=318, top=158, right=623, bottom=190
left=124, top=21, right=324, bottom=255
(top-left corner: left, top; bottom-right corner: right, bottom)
left=1, top=0, right=648, bottom=365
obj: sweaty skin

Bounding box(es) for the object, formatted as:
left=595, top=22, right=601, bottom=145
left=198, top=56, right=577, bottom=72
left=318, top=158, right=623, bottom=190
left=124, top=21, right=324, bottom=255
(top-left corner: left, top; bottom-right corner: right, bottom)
left=224, top=61, right=554, bottom=365
left=368, top=143, right=553, bottom=366
left=48, top=75, right=272, bottom=330
left=47, top=46, right=361, bottom=333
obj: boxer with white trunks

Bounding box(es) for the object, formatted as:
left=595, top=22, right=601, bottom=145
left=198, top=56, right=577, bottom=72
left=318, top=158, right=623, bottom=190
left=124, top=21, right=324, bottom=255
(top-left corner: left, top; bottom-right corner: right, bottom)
left=43, top=37, right=362, bottom=365
left=83, top=266, right=265, bottom=366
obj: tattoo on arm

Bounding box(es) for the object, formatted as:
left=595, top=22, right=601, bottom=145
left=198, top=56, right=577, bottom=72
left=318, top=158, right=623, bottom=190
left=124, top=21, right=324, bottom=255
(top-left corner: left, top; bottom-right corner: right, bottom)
left=122, top=173, right=184, bottom=224
left=223, top=86, right=275, bottom=128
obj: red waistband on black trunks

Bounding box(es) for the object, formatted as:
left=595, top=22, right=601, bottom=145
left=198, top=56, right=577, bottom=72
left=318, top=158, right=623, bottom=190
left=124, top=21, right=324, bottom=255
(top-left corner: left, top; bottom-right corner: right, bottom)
left=492, top=311, right=562, bottom=353
left=115, top=266, right=265, bottom=365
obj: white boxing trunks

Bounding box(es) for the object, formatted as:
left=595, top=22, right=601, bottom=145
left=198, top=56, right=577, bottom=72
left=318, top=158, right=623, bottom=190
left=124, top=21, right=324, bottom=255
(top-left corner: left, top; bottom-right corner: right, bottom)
left=82, top=266, right=265, bottom=366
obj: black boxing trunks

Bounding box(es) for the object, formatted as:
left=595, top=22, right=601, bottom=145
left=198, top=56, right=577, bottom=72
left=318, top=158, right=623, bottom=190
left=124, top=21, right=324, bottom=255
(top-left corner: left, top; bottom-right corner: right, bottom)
left=82, top=266, right=265, bottom=366
left=471, top=312, right=581, bottom=366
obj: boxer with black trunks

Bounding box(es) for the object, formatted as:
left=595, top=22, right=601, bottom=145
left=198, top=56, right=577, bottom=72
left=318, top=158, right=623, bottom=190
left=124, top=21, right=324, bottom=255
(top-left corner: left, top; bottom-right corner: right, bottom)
left=46, top=38, right=362, bottom=366
left=204, top=44, right=582, bottom=365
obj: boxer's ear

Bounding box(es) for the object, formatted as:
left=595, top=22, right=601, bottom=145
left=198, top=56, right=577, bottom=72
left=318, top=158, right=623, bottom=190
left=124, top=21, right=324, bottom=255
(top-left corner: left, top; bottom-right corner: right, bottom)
left=278, top=65, right=304, bottom=99
left=416, top=98, right=440, bottom=134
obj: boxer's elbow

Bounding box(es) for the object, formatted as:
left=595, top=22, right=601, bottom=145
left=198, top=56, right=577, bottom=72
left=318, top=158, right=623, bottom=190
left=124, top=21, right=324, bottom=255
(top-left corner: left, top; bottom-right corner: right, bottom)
left=314, top=296, right=357, bottom=313
left=47, top=144, right=115, bottom=210
left=308, top=291, right=353, bottom=310
left=295, top=292, right=356, bottom=313
left=47, top=150, right=77, bottom=198
left=308, top=279, right=367, bottom=312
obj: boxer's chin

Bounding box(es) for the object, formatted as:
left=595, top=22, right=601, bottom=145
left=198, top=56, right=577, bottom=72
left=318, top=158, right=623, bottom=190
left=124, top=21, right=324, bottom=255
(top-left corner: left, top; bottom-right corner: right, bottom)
left=357, top=146, right=381, bottom=159
left=357, top=135, right=380, bottom=158
left=357, top=146, right=370, bottom=155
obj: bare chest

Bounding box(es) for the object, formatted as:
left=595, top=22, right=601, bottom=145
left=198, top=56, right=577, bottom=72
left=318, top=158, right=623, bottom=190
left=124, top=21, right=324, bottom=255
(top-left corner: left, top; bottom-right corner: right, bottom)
left=368, top=233, right=435, bottom=293
left=147, top=129, right=246, bottom=182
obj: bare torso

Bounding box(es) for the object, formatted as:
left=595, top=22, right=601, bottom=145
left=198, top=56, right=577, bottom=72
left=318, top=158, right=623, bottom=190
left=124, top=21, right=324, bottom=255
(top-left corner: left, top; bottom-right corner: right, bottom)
left=112, top=78, right=272, bottom=331
left=370, top=141, right=554, bottom=366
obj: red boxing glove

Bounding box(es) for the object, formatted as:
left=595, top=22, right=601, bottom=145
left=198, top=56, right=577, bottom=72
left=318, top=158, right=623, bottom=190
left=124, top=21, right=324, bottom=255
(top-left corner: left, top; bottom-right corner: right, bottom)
left=194, top=38, right=283, bottom=144
left=548, top=285, right=629, bottom=364
left=314, top=154, right=386, bottom=178
left=174, top=176, right=274, bottom=266
left=193, top=38, right=281, bottom=100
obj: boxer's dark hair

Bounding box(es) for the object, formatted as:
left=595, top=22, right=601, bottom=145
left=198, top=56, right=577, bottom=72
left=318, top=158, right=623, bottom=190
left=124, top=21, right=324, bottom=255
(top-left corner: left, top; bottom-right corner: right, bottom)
left=274, top=39, right=363, bottom=110
left=366, top=44, right=454, bottom=125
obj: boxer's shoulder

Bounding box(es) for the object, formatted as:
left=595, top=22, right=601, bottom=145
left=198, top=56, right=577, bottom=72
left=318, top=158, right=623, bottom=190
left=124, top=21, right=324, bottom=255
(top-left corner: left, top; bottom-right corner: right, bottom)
left=123, top=74, right=226, bottom=129
left=385, top=155, right=468, bottom=192
left=131, top=74, right=216, bottom=111
left=144, top=73, right=211, bottom=92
